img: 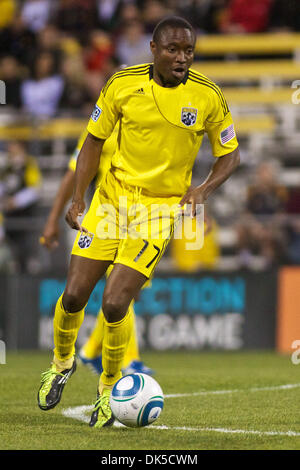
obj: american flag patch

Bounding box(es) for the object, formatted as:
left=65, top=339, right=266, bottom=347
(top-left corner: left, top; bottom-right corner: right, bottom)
left=220, top=124, right=235, bottom=144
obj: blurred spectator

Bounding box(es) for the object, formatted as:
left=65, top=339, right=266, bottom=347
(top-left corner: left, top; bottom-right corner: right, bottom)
left=235, top=162, right=288, bottom=268
left=219, top=0, right=273, bottom=34
left=116, top=2, right=141, bottom=28
left=37, top=24, right=63, bottom=60
left=268, top=0, right=300, bottom=32
left=21, top=51, right=64, bottom=118
left=96, top=0, right=123, bottom=32
left=84, top=30, right=115, bottom=72
left=0, top=56, right=22, bottom=108
left=0, top=0, right=16, bottom=29
left=0, top=212, right=4, bottom=243
left=100, top=54, right=123, bottom=82
left=116, top=20, right=152, bottom=66
left=285, top=187, right=300, bottom=216
left=0, top=210, right=15, bottom=273
left=176, top=0, right=224, bottom=34
left=142, top=0, right=173, bottom=34
left=21, top=0, right=53, bottom=33
left=0, top=12, right=37, bottom=66
left=283, top=188, right=300, bottom=265
left=59, top=55, right=95, bottom=111
left=53, top=0, right=99, bottom=44
left=0, top=140, right=42, bottom=273
left=61, top=54, right=122, bottom=113
left=284, top=217, right=300, bottom=265
left=84, top=70, right=106, bottom=103
left=76, top=56, right=122, bottom=114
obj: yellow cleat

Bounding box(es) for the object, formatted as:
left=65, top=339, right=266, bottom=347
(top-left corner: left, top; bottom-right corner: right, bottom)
left=89, top=388, right=115, bottom=428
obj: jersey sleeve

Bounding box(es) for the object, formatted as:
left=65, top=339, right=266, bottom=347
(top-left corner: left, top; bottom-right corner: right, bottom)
left=204, top=87, right=238, bottom=157
left=87, top=77, right=120, bottom=140
left=68, top=154, right=77, bottom=172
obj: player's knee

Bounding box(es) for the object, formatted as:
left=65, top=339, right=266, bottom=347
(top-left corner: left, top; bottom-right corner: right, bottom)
left=62, top=290, right=86, bottom=313
left=102, top=292, right=129, bottom=323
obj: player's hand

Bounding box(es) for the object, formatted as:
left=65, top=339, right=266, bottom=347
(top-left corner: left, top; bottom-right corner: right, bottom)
left=179, top=185, right=207, bottom=218
left=65, top=200, right=88, bottom=232
left=40, top=219, right=60, bottom=250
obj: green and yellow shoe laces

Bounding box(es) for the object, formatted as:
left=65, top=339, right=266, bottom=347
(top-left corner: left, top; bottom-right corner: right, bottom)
left=92, top=390, right=113, bottom=428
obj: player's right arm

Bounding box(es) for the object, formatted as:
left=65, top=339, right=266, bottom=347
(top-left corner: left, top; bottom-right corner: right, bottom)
left=65, top=74, right=120, bottom=232
left=65, top=133, right=105, bottom=232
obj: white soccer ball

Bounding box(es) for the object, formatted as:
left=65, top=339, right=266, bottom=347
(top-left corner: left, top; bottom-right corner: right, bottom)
left=110, top=373, right=164, bottom=428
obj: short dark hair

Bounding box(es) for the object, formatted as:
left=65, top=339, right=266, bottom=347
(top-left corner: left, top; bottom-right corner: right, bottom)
left=152, top=16, right=195, bottom=43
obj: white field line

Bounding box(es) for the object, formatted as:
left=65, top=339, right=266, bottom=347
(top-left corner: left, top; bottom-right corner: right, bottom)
left=153, top=426, right=300, bottom=437
left=62, top=405, right=92, bottom=424
left=164, top=382, right=300, bottom=398
left=62, top=382, right=300, bottom=437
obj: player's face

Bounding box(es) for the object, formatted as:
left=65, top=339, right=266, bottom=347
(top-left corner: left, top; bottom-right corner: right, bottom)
left=150, top=27, right=195, bottom=87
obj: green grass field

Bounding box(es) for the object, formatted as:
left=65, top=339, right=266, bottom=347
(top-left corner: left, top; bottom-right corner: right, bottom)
left=1, top=350, right=300, bottom=450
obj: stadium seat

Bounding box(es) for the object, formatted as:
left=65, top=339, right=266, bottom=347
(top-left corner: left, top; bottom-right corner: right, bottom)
left=192, top=60, right=300, bottom=84
left=195, top=33, right=300, bottom=58
left=233, top=115, right=276, bottom=135
left=223, top=87, right=294, bottom=105
left=0, top=118, right=86, bottom=141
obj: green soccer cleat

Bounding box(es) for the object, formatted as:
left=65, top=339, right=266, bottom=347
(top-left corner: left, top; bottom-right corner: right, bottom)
left=89, top=389, right=115, bottom=428
left=37, top=359, right=76, bottom=411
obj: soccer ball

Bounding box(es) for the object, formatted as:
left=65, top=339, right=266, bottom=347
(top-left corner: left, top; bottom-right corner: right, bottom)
left=110, top=373, right=164, bottom=427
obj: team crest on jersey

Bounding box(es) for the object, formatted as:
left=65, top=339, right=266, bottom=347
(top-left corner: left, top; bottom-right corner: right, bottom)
left=91, top=104, right=102, bottom=122
left=181, top=107, right=197, bottom=127
left=78, top=232, right=94, bottom=249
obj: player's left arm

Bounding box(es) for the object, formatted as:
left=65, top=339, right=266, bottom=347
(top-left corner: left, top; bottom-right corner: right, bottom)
left=180, top=147, right=240, bottom=217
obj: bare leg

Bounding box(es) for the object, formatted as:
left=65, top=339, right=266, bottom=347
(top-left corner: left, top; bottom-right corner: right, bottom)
left=62, top=255, right=112, bottom=312
left=102, top=263, right=147, bottom=322
left=98, top=263, right=147, bottom=392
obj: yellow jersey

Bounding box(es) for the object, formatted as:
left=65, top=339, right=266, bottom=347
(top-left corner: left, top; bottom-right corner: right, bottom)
left=87, top=63, right=238, bottom=197
left=68, top=123, right=119, bottom=187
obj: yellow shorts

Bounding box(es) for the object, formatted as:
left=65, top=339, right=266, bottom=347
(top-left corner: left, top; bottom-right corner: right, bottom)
left=71, top=170, right=182, bottom=278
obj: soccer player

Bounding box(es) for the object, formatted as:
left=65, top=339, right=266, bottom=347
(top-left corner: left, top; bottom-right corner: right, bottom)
left=37, top=16, right=240, bottom=428
left=40, top=124, right=153, bottom=376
